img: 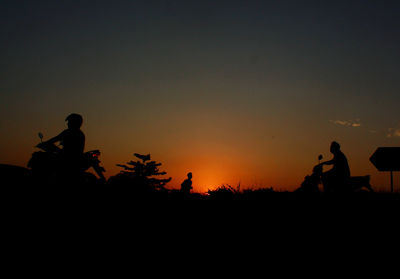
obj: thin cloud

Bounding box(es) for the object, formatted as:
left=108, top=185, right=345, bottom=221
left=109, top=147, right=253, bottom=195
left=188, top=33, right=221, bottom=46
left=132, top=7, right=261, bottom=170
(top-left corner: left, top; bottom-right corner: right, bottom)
left=387, top=128, right=400, bottom=138
left=330, top=119, right=362, bottom=128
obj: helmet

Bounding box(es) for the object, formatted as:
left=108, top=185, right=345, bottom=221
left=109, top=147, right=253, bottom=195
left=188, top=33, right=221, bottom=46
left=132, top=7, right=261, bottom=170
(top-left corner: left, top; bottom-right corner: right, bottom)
left=65, top=113, right=83, bottom=128
left=330, top=141, right=341, bottom=152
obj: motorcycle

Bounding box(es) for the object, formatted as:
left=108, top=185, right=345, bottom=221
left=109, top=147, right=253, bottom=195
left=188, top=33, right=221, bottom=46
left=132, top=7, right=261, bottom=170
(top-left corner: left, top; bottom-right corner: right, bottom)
left=296, top=155, right=373, bottom=193
left=27, top=132, right=106, bottom=186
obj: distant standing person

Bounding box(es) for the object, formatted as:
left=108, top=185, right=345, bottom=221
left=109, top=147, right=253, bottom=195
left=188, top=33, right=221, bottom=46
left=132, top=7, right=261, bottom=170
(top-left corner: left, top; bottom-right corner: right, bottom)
left=181, top=172, right=193, bottom=194
left=320, top=141, right=351, bottom=192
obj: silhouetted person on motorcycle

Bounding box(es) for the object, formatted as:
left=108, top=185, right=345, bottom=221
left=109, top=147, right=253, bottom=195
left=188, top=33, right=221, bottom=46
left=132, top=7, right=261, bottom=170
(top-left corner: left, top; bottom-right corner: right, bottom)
left=181, top=172, right=193, bottom=194
left=37, top=113, right=85, bottom=174
left=320, top=141, right=350, bottom=193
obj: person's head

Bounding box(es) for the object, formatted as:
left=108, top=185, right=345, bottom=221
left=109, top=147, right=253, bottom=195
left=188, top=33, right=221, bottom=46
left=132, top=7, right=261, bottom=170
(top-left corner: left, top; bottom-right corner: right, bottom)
left=65, top=113, right=83, bottom=129
left=330, top=141, right=341, bottom=154
left=187, top=172, right=192, bottom=179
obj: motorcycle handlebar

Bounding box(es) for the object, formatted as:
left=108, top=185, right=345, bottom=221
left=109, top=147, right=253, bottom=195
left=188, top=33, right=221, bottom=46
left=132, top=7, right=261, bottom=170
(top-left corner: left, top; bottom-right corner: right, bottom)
left=36, top=142, right=61, bottom=153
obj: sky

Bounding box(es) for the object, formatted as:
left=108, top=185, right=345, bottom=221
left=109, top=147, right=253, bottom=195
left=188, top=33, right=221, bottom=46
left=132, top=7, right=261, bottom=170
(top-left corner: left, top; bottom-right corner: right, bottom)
left=1, top=0, right=400, bottom=192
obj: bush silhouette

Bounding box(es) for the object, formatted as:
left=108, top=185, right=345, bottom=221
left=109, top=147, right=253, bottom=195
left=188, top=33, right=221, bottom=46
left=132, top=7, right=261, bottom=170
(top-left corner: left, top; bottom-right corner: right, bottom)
left=108, top=153, right=171, bottom=194
left=207, top=184, right=241, bottom=199
left=206, top=184, right=276, bottom=200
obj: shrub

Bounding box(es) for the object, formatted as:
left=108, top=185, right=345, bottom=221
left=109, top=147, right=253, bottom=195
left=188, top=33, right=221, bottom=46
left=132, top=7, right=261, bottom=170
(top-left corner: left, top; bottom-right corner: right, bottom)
left=108, top=153, right=171, bottom=193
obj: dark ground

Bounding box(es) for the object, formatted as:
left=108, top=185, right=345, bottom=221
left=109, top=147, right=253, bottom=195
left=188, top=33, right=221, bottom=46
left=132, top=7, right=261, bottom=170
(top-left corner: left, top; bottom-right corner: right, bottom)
left=3, top=180, right=398, bottom=272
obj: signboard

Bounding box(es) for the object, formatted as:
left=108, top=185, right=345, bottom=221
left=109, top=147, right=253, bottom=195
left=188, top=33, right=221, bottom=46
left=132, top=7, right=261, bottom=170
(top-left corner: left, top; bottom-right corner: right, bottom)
left=370, top=147, right=400, bottom=172
left=370, top=147, right=400, bottom=192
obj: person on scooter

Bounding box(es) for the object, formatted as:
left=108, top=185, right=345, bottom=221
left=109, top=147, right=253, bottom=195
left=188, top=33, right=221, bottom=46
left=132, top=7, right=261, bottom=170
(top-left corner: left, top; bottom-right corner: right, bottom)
left=320, top=141, right=350, bottom=193
left=38, top=113, right=85, bottom=174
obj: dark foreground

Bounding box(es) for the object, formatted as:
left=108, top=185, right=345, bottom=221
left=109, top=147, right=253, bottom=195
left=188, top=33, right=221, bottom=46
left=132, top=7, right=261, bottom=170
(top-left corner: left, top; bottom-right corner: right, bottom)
left=4, top=182, right=399, bottom=212
left=3, top=181, right=399, bottom=264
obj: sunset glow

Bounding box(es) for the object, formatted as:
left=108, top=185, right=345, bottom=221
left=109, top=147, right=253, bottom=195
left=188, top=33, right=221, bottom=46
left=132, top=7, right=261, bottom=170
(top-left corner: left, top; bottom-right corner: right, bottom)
left=1, top=1, right=400, bottom=193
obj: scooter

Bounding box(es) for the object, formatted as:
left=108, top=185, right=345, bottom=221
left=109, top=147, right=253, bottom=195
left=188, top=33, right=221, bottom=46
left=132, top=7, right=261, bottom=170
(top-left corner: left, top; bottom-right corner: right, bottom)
left=297, top=155, right=373, bottom=193
left=295, top=155, right=323, bottom=193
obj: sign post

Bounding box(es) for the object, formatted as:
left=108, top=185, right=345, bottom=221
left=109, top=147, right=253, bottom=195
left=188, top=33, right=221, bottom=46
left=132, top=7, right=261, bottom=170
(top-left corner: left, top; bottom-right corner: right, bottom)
left=391, top=171, right=393, bottom=193
left=370, top=147, right=400, bottom=193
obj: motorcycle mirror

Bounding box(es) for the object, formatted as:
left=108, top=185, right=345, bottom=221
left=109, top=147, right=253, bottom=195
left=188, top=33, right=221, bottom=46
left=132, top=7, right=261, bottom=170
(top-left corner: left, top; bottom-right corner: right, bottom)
left=38, top=132, right=43, bottom=142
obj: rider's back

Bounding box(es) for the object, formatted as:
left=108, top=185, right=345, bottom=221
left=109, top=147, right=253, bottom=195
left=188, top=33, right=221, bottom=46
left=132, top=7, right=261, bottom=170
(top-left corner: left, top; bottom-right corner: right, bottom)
left=59, top=128, right=85, bottom=157
left=332, top=151, right=351, bottom=179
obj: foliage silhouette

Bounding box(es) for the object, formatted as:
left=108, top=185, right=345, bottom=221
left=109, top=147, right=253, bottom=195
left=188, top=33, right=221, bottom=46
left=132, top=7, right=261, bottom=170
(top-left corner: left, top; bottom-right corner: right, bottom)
left=207, top=184, right=241, bottom=200
left=108, top=153, right=171, bottom=194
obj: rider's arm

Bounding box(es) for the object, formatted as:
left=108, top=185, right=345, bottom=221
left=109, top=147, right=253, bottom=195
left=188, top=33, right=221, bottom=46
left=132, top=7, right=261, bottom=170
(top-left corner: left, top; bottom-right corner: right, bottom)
left=322, top=159, right=334, bottom=165
left=44, top=131, right=65, bottom=145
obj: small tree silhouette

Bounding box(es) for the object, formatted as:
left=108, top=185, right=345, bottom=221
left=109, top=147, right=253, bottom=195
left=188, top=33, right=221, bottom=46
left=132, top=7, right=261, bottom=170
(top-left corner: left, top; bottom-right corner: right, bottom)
left=115, top=153, right=171, bottom=191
